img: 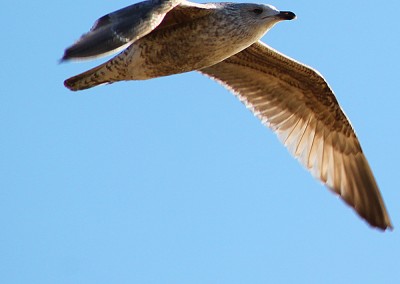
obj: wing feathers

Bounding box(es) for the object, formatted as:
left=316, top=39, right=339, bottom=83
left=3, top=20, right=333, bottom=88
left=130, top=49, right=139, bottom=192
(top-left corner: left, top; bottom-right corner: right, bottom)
left=61, top=0, right=183, bottom=61
left=200, top=41, right=392, bottom=230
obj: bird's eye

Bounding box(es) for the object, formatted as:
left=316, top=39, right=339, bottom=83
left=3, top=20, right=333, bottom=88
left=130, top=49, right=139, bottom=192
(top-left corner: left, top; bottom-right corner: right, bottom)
left=252, top=8, right=263, bottom=15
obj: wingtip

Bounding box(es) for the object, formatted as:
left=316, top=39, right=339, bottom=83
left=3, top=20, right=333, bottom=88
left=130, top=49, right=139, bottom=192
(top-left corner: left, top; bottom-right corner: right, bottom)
left=58, top=54, right=68, bottom=64
left=61, top=48, right=76, bottom=62
left=364, top=209, right=393, bottom=232
left=61, top=45, right=88, bottom=62
left=383, top=219, right=394, bottom=231
left=372, top=222, right=393, bottom=232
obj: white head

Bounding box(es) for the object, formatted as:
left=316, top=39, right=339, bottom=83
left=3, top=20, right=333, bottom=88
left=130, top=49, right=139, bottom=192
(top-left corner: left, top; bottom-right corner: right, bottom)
left=220, top=3, right=296, bottom=41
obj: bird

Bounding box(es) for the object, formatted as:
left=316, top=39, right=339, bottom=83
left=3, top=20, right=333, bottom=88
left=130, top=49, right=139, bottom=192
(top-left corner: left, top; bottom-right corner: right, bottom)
left=62, top=0, right=392, bottom=230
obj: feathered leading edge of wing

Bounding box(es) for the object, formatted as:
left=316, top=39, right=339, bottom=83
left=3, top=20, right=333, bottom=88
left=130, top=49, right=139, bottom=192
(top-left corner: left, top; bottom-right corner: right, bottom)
left=199, top=41, right=392, bottom=230
left=61, top=0, right=184, bottom=61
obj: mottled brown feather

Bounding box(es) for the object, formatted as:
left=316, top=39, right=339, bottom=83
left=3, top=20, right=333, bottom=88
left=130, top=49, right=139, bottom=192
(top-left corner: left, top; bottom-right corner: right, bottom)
left=200, top=41, right=392, bottom=230
left=64, top=1, right=216, bottom=91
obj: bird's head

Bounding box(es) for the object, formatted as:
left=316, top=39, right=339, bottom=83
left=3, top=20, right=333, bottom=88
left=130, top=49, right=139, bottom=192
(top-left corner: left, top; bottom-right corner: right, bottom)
left=243, top=4, right=295, bottom=27
left=223, top=3, right=296, bottom=39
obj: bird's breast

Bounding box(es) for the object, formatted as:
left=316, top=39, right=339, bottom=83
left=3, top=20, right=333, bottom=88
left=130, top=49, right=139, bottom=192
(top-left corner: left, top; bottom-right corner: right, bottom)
left=124, top=13, right=259, bottom=79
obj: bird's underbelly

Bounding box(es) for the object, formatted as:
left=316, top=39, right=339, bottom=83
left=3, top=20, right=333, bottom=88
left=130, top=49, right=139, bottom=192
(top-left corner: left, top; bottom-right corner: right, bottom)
left=123, top=18, right=256, bottom=80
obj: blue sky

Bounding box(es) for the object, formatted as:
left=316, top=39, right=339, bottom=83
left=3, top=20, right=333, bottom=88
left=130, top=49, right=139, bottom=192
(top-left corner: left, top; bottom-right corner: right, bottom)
left=1, top=0, right=400, bottom=283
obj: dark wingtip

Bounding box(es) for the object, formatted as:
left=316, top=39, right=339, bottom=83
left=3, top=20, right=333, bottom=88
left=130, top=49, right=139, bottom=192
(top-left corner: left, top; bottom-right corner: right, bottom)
left=60, top=48, right=75, bottom=62
left=372, top=222, right=393, bottom=232
left=58, top=54, right=68, bottom=64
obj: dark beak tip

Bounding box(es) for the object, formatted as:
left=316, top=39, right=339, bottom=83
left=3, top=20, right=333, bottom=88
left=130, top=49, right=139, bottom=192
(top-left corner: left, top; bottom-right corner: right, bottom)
left=279, top=11, right=296, bottom=20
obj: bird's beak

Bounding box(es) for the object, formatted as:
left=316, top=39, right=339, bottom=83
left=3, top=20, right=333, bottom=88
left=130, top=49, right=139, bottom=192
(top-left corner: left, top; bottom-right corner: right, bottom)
left=277, top=11, right=296, bottom=20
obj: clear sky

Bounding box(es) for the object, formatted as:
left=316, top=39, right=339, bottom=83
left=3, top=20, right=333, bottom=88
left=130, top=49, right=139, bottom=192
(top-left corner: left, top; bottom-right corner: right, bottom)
left=1, top=0, right=399, bottom=283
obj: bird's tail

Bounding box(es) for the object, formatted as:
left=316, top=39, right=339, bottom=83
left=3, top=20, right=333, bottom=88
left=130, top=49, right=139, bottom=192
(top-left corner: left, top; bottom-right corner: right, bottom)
left=64, top=59, right=123, bottom=91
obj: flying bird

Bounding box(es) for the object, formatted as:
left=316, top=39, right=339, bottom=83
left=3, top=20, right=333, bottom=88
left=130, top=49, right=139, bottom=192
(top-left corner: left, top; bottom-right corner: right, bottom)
left=62, top=0, right=392, bottom=230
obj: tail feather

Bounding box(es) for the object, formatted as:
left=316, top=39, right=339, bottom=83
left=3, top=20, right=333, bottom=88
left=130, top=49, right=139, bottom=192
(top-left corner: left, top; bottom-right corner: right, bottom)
left=64, top=61, right=121, bottom=91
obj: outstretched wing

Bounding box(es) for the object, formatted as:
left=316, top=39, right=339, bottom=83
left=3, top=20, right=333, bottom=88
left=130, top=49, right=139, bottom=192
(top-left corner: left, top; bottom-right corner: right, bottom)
left=61, top=0, right=183, bottom=61
left=63, top=1, right=215, bottom=91
left=199, top=41, right=392, bottom=230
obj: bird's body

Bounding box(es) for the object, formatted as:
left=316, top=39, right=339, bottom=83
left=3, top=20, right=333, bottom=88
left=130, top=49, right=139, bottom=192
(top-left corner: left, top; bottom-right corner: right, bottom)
left=63, top=1, right=292, bottom=88
left=62, top=0, right=392, bottom=230
left=126, top=4, right=266, bottom=78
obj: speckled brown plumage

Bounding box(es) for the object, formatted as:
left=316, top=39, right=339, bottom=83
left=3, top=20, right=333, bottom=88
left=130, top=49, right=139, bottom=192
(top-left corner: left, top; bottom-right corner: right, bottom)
left=200, top=42, right=391, bottom=229
left=62, top=0, right=392, bottom=230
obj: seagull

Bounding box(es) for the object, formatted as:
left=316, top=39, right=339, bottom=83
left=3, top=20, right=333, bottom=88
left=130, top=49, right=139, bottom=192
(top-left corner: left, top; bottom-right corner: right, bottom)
left=62, top=0, right=392, bottom=230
